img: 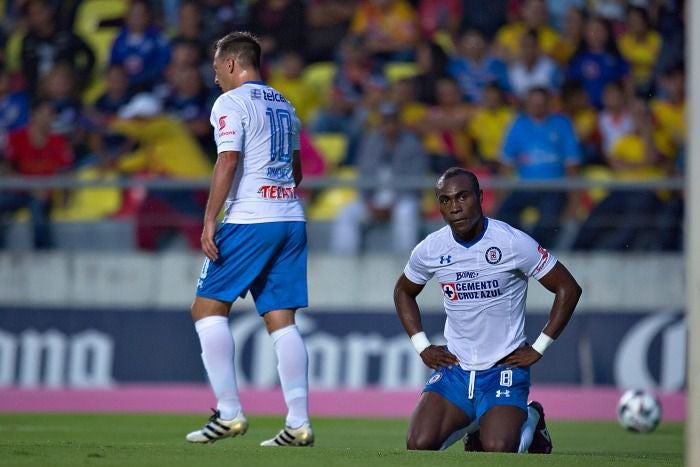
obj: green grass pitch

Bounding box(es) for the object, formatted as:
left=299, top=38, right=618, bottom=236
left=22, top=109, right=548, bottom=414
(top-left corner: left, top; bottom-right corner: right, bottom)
left=0, top=414, right=683, bottom=467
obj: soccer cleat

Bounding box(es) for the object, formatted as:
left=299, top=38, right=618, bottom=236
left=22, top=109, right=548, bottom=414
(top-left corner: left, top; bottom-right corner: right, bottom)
left=463, top=430, right=484, bottom=452
left=527, top=400, right=553, bottom=454
left=260, top=422, right=314, bottom=447
left=186, top=409, right=248, bottom=443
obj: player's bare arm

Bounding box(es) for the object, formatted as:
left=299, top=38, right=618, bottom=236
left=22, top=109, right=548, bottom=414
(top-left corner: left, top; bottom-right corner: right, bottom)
left=394, top=274, right=459, bottom=370
left=201, top=150, right=239, bottom=261
left=502, top=261, right=582, bottom=368
left=292, top=149, right=302, bottom=186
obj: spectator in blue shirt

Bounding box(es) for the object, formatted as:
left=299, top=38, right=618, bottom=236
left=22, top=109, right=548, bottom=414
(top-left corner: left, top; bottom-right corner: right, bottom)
left=447, top=28, right=510, bottom=104
left=163, top=66, right=213, bottom=157
left=0, top=68, right=29, bottom=151
left=109, top=0, right=171, bottom=93
left=497, top=87, right=581, bottom=248
left=566, top=16, right=629, bottom=109
left=87, top=64, right=132, bottom=158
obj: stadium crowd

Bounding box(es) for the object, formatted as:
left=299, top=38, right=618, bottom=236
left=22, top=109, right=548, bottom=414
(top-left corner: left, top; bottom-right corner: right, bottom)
left=0, top=0, right=686, bottom=252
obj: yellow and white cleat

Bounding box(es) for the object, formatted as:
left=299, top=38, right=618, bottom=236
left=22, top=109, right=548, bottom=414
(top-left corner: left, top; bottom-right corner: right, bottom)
left=186, top=409, right=248, bottom=443
left=260, top=422, right=314, bottom=447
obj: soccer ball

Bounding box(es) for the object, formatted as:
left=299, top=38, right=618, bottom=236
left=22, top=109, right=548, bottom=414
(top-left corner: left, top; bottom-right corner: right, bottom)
left=616, top=389, right=661, bottom=433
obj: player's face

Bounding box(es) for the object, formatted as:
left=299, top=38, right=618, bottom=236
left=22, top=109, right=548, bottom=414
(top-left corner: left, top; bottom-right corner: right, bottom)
left=212, top=49, right=234, bottom=92
left=436, top=175, right=484, bottom=241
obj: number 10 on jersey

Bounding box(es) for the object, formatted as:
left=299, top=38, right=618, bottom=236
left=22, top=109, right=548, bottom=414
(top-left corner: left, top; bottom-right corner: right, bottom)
left=266, top=108, right=293, bottom=163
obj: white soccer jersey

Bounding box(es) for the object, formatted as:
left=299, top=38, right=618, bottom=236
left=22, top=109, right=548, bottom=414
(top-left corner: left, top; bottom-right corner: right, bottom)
left=403, top=218, right=557, bottom=370
left=210, top=81, right=305, bottom=223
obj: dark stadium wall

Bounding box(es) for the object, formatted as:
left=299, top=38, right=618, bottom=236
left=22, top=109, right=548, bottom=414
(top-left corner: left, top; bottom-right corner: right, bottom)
left=0, top=307, right=686, bottom=391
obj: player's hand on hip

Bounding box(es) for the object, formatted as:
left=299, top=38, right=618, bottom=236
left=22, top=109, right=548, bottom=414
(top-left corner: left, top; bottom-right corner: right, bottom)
left=420, top=346, right=459, bottom=371
left=201, top=220, right=219, bottom=262
left=501, top=346, right=542, bottom=369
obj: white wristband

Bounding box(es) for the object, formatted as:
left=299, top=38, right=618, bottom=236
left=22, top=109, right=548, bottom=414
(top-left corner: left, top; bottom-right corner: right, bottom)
left=531, top=332, right=554, bottom=355
left=410, top=332, right=431, bottom=355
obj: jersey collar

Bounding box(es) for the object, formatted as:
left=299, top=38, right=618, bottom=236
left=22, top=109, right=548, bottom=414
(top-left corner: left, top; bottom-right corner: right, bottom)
left=242, top=80, right=265, bottom=85
left=452, top=217, right=488, bottom=249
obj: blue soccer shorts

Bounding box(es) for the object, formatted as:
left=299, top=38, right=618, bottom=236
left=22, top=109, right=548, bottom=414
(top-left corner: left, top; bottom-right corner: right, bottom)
left=195, top=221, right=308, bottom=314
left=423, top=363, right=530, bottom=423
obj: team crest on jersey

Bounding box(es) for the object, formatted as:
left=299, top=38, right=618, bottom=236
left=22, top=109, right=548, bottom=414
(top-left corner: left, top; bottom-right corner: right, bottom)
left=218, top=115, right=227, bottom=130
left=441, top=283, right=458, bottom=301
left=485, top=247, right=502, bottom=264
left=428, top=373, right=442, bottom=384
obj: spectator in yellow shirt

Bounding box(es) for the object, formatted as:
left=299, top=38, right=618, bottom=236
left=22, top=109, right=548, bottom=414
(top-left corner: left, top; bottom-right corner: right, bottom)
left=650, top=65, right=685, bottom=170
left=268, top=51, right=321, bottom=125
left=618, top=6, right=661, bottom=92
left=572, top=97, right=664, bottom=251
left=390, top=77, right=428, bottom=132
left=560, top=79, right=599, bottom=164
left=420, top=77, right=474, bottom=174
left=467, top=83, right=513, bottom=172
left=111, top=99, right=211, bottom=178
left=109, top=93, right=212, bottom=250
left=552, top=6, right=585, bottom=65
left=494, top=0, right=561, bottom=61
left=350, top=0, right=418, bottom=62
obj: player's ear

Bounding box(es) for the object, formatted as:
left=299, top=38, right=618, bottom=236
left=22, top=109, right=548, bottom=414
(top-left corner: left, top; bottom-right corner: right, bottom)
left=478, top=189, right=483, bottom=204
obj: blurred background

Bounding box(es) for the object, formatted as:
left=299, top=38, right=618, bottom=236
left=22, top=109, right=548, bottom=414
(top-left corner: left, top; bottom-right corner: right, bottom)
left=0, top=0, right=686, bottom=403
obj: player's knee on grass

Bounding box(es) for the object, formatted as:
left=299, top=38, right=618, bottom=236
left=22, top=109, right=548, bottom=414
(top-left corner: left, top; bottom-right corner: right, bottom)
left=479, top=436, right=519, bottom=453
left=478, top=405, right=526, bottom=452
left=406, top=427, right=443, bottom=450
left=479, top=420, right=522, bottom=452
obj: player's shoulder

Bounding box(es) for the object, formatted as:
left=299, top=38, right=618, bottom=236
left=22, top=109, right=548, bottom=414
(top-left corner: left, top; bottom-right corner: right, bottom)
left=485, top=218, right=536, bottom=246
left=415, top=225, right=453, bottom=253
left=425, top=224, right=453, bottom=242
left=485, top=217, right=517, bottom=235
left=212, top=90, right=245, bottom=111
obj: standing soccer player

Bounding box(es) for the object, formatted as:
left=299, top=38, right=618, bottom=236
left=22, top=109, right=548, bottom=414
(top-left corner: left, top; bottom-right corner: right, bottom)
left=394, top=167, right=582, bottom=453
left=186, top=32, right=313, bottom=447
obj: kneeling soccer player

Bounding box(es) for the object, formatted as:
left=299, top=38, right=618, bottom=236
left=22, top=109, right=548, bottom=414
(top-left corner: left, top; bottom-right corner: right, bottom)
left=393, top=168, right=582, bottom=452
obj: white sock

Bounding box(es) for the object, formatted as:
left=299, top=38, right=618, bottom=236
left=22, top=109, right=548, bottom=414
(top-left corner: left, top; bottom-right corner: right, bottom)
left=195, top=316, right=242, bottom=420
left=518, top=405, right=540, bottom=453
left=270, top=324, right=309, bottom=428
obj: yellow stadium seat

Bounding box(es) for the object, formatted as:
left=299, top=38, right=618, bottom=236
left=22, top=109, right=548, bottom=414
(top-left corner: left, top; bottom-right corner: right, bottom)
left=74, top=0, right=128, bottom=102
left=75, top=0, right=128, bottom=38
left=4, top=29, right=25, bottom=73
left=306, top=167, right=358, bottom=221
left=310, top=133, right=348, bottom=170
left=302, top=61, right=336, bottom=105
left=52, top=167, right=123, bottom=221
left=581, top=165, right=614, bottom=203
left=421, top=189, right=438, bottom=218
left=384, top=62, right=418, bottom=83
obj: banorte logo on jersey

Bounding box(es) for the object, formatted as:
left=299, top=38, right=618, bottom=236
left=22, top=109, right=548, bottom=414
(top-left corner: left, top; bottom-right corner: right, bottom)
left=218, top=115, right=236, bottom=137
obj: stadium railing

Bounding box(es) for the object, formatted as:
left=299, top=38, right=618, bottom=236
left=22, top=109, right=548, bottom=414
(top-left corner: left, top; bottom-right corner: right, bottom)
left=0, top=175, right=685, bottom=252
